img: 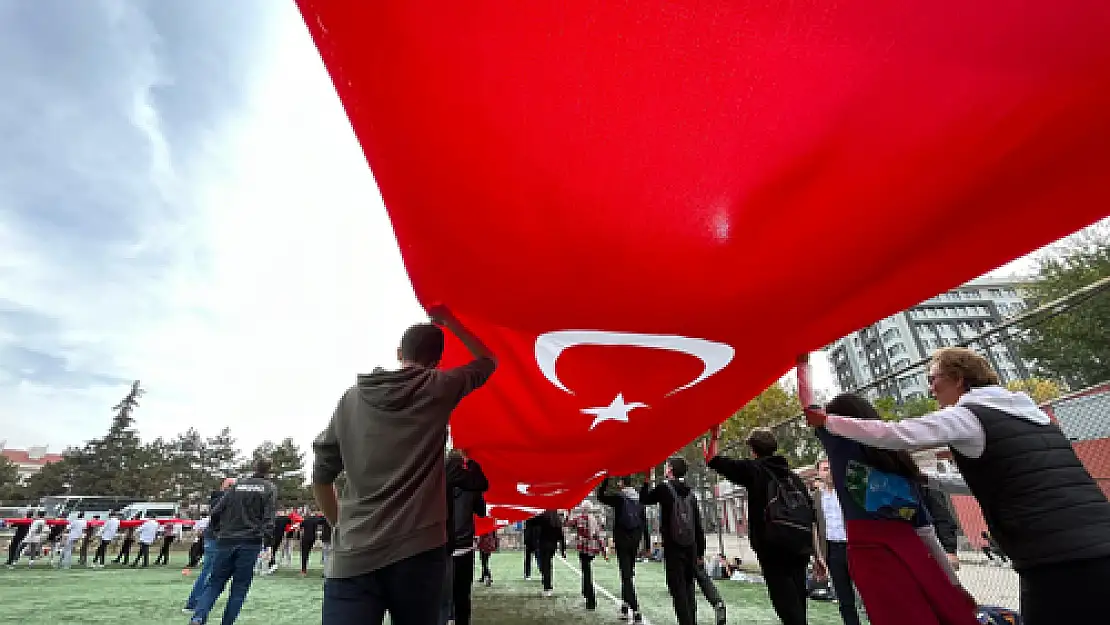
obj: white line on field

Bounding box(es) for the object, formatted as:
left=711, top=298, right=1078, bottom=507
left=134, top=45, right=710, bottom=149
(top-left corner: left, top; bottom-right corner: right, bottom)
left=556, top=554, right=651, bottom=625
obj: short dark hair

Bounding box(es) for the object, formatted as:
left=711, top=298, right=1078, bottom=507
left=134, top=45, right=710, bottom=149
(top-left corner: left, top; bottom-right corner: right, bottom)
left=746, top=429, right=778, bottom=457
left=400, top=323, right=446, bottom=367
left=667, top=456, right=688, bottom=478
left=254, top=457, right=273, bottom=476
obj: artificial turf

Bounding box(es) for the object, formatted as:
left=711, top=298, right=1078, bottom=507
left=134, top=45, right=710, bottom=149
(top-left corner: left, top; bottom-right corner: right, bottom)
left=0, top=552, right=844, bottom=625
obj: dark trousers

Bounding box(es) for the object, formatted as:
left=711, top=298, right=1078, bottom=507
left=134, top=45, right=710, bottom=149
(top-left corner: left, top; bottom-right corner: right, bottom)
left=268, top=535, right=283, bottom=568
left=188, top=541, right=205, bottom=568
left=78, top=538, right=92, bottom=564
left=579, top=552, right=597, bottom=609
left=826, top=541, right=861, bottom=625
left=615, top=542, right=640, bottom=612
left=322, top=546, right=447, bottom=625
left=537, top=542, right=557, bottom=591
left=156, top=536, right=174, bottom=565
left=524, top=543, right=539, bottom=578
left=479, top=552, right=492, bottom=581
left=6, top=535, right=25, bottom=565
left=664, top=549, right=697, bottom=625
left=694, top=564, right=721, bottom=605
left=93, top=539, right=110, bottom=565
left=453, top=551, right=476, bottom=625
left=301, top=538, right=317, bottom=572
left=758, top=552, right=809, bottom=625
left=1021, top=555, right=1110, bottom=625
left=131, top=542, right=151, bottom=568
left=115, top=538, right=133, bottom=563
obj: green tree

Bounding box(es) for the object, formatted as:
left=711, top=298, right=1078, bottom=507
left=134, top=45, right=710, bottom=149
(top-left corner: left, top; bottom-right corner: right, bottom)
left=0, top=455, right=23, bottom=503
left=1018, top=230, right=1110, bottom=388
left=245, top=439, right=309, bottom=506
left=21, top=453, right=81, bottom=500
left=203, top=427, right=241, bottom=484
left=872, top=396, right=901, bottom=421
left=1006, top=378, right=1063, bottom=405
left=80, top=381, right=148, bottom=495
left=902, top=395, right=940, bottom=418
left=719, top=383, right=820, bottom=467
left=139, top=437, right=180, bottom=500
left=170, top=429, right=209, bottom=505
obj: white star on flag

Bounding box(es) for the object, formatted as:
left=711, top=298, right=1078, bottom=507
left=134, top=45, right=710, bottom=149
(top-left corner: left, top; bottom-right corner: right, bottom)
left=580, top=393, right=648, bottom=430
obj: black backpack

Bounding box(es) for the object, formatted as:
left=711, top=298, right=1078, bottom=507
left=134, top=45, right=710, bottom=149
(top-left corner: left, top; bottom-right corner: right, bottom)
left=762, top=466, right=815, bottom=555
left=617, top=496, right=644, bottom=531
left=664, top=482, right=697, bottom=547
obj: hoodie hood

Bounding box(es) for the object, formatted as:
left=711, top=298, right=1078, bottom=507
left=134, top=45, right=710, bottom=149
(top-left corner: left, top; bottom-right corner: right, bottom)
left=357, top=366, right=435, bottom=411
left=958, top=385, right=1051, bottom=426
left=620, top=487, right=639, bottom=501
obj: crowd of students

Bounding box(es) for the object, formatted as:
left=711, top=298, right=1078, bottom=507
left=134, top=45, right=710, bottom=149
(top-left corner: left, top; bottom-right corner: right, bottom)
left=305, top=307, right=1109, bottom=625
left=8, top=314, right=1105, bottom=625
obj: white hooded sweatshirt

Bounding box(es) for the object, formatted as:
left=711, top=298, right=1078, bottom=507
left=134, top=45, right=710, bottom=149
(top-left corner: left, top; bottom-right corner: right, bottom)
left=826, top=385, right=1052, bottom=459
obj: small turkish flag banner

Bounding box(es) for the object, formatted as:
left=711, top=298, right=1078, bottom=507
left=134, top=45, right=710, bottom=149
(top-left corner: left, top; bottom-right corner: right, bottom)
left=298, top=1, right=1110, bottom=515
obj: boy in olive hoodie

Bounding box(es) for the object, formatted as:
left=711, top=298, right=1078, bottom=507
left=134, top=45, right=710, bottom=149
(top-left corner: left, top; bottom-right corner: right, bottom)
left=313, top=307, right=497, bottom=625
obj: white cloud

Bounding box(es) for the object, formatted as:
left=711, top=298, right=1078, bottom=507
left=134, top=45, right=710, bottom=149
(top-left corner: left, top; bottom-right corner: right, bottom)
left=0, top=3, right=424, bottom=458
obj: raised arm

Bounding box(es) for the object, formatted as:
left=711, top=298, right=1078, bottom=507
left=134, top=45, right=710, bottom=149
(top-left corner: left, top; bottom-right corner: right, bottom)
left=706, top=455, right=758, bottom=488
left=429, top=305, right=497, bottom=364
left=808, top=406, right=983, bottom=451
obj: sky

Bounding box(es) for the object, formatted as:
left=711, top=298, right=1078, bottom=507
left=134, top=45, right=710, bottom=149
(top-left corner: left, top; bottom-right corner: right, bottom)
left=0, top=2, right=1098, bottom=462
left=0, top=1, right=424, bottom=457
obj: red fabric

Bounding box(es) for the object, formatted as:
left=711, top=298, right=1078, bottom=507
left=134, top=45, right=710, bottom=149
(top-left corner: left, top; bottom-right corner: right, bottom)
left=474, top=516, right=504, bottom=537
left=297, top=1, right=1110, bottom=515
left=846, top=520, right=978, bottom=625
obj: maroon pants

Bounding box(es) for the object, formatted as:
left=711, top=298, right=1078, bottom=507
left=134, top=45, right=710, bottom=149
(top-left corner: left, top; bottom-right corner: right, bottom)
left=846, top=519, right=977, bottom=625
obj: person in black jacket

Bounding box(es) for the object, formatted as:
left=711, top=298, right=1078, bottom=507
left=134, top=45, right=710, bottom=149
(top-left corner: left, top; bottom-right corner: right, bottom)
left=299, top=514, right=319, bottom=576
left=597, top=476, right=647, bottom=623
left=706, top=428, right=814, bottom=625
left=440, top=450, right=489, bottom=625
left=187, top=458, right=277, bottom=625
left=5, top=510, right=32, bottom=566
left=535, top=509, right=566, bottom=597
left=523, top=516, right=542, bottom=580
left=641, top=457, right=707, bottom=625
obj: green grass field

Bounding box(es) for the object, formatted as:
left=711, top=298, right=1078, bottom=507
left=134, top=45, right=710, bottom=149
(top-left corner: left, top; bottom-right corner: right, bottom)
left=0, top=552, right=844, bottom=625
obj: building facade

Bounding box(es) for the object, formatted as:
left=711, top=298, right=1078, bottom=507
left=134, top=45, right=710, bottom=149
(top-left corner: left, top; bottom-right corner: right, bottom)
left=826, top=278, right=1032, bottom=402
left=0, top=442, right=64, bottom=483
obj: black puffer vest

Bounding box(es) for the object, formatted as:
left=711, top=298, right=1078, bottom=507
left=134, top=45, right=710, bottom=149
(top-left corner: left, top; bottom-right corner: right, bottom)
left=951, top=403, right=1110, bottom=571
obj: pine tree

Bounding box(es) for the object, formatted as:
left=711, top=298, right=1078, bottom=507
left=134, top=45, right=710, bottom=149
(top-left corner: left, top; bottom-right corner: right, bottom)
left=84, top=380, right=148, bottom=496
left=203, top=427, right=240, bottom=484
left=244, top=439, right=309, bottom=506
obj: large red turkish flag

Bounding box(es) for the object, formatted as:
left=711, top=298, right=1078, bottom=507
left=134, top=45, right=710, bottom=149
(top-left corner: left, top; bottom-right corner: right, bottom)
left=297, top=1, right=1110, bottom=515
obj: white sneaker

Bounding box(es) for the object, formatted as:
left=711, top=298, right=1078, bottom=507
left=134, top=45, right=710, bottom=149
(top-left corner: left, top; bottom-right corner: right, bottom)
left=181, top=609, right=193, bottom=615
left=542, top=589, right=553, bottom=598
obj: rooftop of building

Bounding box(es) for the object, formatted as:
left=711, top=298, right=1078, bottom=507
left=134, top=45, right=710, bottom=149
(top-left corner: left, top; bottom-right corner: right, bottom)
left=0, top=443, right=64, bottom=466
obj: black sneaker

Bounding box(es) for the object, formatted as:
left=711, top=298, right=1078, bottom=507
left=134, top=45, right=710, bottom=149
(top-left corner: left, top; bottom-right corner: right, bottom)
left=632, top=612, right=643, bottom=624
left=714, top=602, right=726, bottom=625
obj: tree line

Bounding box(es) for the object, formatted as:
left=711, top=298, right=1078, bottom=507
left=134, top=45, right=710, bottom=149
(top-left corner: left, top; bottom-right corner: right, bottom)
left=0, top=381, right=312, bottom=507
